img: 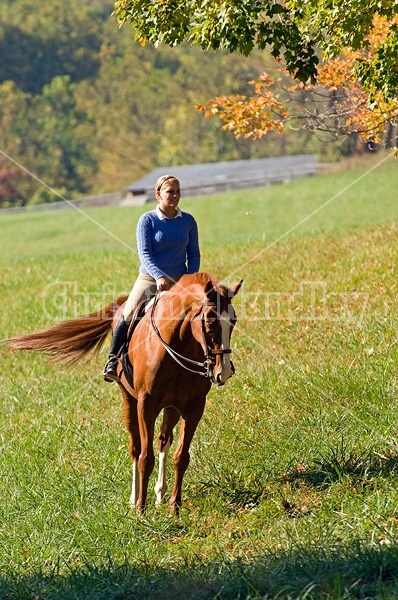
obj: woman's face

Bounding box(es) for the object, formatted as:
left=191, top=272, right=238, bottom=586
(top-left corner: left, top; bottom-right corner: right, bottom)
left=157, top=179, right=181, bottom=214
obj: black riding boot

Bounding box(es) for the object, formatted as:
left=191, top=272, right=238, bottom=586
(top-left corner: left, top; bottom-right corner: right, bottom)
left=103, top=315, right=128, bottom=383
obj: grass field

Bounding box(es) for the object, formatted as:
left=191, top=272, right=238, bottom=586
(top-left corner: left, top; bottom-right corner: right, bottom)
left=1, top=152, right=398, bottom=599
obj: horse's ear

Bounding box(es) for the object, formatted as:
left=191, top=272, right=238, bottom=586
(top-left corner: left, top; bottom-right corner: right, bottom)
left=228, top=279, right=243, bottom=298
left=204, top=280, right=214, bottom=295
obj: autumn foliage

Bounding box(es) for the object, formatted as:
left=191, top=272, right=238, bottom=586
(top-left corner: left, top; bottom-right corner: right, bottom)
left=0, top=157, right=24, bottom=207
left=197, top=15, right=398, bottom=145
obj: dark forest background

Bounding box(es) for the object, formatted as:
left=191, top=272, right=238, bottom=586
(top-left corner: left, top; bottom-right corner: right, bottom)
left=0, top=0, right=351, bottom=207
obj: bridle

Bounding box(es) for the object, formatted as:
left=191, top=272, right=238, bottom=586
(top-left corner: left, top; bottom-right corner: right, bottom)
left=150, top=292, right=234, bottom=382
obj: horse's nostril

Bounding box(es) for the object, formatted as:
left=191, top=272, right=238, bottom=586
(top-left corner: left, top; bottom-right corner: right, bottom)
left=216, top=373, right=225, bottom=386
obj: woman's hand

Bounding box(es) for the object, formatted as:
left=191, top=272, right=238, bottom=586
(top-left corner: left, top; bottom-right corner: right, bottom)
left=156, top=276, right=171, bottom=292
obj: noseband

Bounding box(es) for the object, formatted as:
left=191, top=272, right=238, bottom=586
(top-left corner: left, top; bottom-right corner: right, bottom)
left=150, top=294, right=233, bottom=382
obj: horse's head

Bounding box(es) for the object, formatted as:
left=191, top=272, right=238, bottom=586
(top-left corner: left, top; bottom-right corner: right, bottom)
left=191, top=279, right=243, bottom=386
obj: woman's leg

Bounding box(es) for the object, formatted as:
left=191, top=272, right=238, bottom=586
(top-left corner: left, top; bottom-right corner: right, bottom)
left=103, top=275, right=156, bottom=382
left=122, top=274, right=157, bottom=322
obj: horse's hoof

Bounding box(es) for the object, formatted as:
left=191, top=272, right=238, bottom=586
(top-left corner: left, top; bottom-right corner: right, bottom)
left=169, top=502, right=180, bottom=517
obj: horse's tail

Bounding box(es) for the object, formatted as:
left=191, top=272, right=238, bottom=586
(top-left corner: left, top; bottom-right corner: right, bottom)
left=2, top=296, right=128, bottom=365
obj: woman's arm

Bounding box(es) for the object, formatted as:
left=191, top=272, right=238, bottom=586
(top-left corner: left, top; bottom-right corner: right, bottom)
left=186, top=218, right=200, bottom=273
left=136, top=214, right=164, bottom=280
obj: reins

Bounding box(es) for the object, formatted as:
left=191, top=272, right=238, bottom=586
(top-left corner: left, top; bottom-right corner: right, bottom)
left=150, top=292, right=231, bottom=380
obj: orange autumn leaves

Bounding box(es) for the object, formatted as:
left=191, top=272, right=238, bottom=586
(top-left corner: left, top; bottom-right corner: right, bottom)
left=197, top=15, right=398, bottom=144
left=196, top=73, right=288, bottom=140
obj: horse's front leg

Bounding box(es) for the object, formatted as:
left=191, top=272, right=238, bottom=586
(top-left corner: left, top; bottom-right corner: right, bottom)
left=154, top=407, right=180, bottom=504
left=170, top=398, right=206, bottom=516
left=121, top=390, right=141, bottom=506
left=136, top=393, right=156, bottom=514
left=130, top=460, right=139, bottom=506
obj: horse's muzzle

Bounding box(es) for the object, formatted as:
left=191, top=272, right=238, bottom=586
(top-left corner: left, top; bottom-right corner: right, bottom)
left=214, top=361, right=235, bottom=386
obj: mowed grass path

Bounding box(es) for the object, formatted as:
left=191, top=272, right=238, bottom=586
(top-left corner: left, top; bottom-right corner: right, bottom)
left=1, top=153, right=398, bottom=599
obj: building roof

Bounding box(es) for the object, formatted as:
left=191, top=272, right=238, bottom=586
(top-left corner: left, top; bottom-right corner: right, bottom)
left=126, top=154, right=317, bottom=199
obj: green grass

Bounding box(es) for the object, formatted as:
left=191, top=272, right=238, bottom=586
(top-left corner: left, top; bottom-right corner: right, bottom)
left=1, top=153, right=398, bottom=599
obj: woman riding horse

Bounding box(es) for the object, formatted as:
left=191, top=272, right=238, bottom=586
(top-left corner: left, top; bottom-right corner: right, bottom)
left=103, top=174, right=200, bottom=382
left=3, top=272, right=242, bottom=514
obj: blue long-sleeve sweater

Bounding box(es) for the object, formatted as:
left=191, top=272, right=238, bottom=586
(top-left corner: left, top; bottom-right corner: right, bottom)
left=137, top=209, right=200, bottom=280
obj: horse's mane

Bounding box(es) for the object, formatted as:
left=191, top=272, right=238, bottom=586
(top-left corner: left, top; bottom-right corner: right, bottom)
left=173, top=272, right=229, bottom=297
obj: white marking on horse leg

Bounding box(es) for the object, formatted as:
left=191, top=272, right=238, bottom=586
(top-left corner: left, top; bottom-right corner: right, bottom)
left=154, top=437, right=171, bottom=504
left=129, top=459, right=140, bottom=505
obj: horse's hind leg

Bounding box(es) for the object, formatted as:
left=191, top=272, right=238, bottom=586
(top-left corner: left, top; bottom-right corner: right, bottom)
left=155, top=407, right=180, bottom=504
left=170, top=398, right=206, bottom=516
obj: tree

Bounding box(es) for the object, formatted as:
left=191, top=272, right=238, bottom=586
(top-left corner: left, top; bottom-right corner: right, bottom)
left=0, top=156, right=25, bottom=207
left=113, top=0, right=319, bottom=83
left=0, top=0, right=105, bottom=94
left=31, top=76, right=97, bottom=198
left=196, top=14, right=398, bottom=146
left=0, top=0, right=319, bottom=206
left=0, top=77, right=97, bottom=205
left=289, top=0, right=398, bottom=100
left=113, top=0, right=398, bottom=100
left=113, top=1, right=398, bottom=147
left=78, top=39, right=313, bottom=194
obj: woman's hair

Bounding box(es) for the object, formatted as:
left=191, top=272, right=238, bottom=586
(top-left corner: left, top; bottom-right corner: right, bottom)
left=155, top=174, right=179, bottom=193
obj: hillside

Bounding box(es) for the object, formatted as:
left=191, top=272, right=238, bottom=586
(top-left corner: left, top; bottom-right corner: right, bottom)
left=1, top=156, right=398, bottom=598
left=0, top=157, right=398, bottom=600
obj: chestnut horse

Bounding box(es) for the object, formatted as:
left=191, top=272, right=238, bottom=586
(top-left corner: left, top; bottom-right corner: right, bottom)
left=4, top=272, right=242, bottom=514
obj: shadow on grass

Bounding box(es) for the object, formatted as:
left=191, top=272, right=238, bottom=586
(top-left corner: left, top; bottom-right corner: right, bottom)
left=1, top=541, right=398, bottom=599
left=192, top=448, right=398, bottom=514
left=286, top=443, right=398, bottom=490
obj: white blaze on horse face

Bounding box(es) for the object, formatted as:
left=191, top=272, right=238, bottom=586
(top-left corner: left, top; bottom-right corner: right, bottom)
left=215, top=309, right=233, bottom=385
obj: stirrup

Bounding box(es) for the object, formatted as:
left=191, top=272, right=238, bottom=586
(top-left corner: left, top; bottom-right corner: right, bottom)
left=103, top=357, right=120, bottom=383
